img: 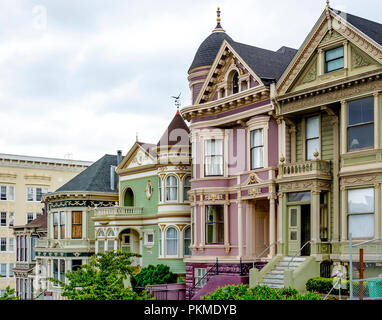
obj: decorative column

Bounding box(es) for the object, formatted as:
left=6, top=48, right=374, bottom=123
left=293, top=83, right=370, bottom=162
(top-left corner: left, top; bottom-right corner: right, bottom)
left=374, top=93, right=381, bottom=149
left=311, top=189, right=321, bottom=253
left=318, top=49, right=324, bottom=76
left=343, top=41, right=349, bottom=69
left=289, top=126, right=297, bottom=163
left=269, top=193, right=276, bottom=257
left=200, top=202, right=205, bottom=251
left=340, top=187, right=348, bottom=241
left=246, top=201, right=253, bottom=257
left=340, top=100, right=347, bottom=155
left=332, top=116, right=340, bottom=242
left=224, top=203, right=230, bottom=253
left=238, top=200, right=243, bottom=258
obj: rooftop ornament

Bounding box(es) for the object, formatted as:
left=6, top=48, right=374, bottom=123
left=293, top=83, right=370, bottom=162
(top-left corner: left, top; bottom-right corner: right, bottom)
left=213, top=7, right=225, bottom=33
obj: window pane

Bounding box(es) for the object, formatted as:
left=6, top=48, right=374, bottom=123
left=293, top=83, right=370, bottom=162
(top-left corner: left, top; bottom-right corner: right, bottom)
left=166, top=227, right=178, bottom=255
left=306, top=116, right=319, bottom=139
left=349, top=214, right=374, bottom=238
left=60, top=260, right=65, bottom=282
left=72, top=260, right=82, bottom=271
left=287, top=192, right=311, bottom=202
left=9, top=187, right=14, bottom=201
left=348, top=188, right=374, bottom=214
left=0, top=186, right=6, bottom=200
left=250, top=129, right=263, bottom=148
left=307, top=138, right=320, bottom=160
left=205, top=205, right=224, bottom=244
left=98, top=240, right=104, bottom=253
left=290, top=209, right=297, bottom=227
left=251, top=147, right=264, bottom=169
left=184, top=227, right=191, bottom=256
left=326, top=59, right=344, bottom=72
left=325, top=46, right=344, bottom=61
left=348, top=124, right=374, bottom=151
left=348, top=97, right=374, bottom=125
left=36, top=188, right=42, bottom=202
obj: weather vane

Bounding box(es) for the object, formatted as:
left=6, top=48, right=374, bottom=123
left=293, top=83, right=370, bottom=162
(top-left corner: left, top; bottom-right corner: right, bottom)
left=171, top=93, right=181, bottom=111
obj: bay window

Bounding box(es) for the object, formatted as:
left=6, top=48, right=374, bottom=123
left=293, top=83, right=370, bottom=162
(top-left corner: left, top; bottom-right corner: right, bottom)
left=184, top=175, right=191, bottom=201
left=250, top=129, right=264, bottom=169
left=166, top=175, right=178, bottom=201
left=72, top=211, right=82, bottom=239
left=165, top=227, right=178, bottom=256
left=184, top=226, right=191, bottom=256
left=347, top=96, right=374, bottom=151
left=204, top=139, right=223, bottom=176
left=205, top=205, right=224, bottom=244
left=348, top=188, right=374, bottom=239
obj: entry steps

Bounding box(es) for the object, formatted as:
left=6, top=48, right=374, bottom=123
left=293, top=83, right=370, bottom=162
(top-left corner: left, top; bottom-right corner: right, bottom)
left=259, top=256, right=306, bottom=289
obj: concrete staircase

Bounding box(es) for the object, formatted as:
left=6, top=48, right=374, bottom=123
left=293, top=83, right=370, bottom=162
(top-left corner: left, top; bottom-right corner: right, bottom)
left=259, top=256, right=307, bottom=289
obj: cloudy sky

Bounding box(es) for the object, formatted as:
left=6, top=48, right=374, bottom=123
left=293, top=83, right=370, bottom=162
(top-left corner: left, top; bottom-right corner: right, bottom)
left=0, top=0, right=381, bottom=162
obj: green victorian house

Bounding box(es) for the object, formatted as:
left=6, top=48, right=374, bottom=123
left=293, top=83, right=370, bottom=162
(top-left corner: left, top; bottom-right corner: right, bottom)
left=35, top=154, right=120, bottom=299
left=93, top=110, right=191, bottom=278
left=251, top=4, right=382, bottom=291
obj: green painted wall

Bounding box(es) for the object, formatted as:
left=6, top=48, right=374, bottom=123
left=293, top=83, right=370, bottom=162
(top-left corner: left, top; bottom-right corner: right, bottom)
left=120, top=175, right=158, bottom=216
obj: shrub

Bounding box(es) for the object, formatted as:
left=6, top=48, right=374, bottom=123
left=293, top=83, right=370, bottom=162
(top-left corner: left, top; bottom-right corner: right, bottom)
left=202, top=284, right=322, bottom=300
left=131, top=264, right=177, bottom=289
left=306, top=277, right=350, bottom=295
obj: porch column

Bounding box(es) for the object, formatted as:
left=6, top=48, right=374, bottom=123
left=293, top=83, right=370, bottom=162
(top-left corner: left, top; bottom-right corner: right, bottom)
left=277, top=193, right=283, bottom=245
left=289, top=126, right=297, bottom=163
left=340, top=100, right=347, bottom=155
left=332, top=116, right=340, bottom=242
left=311, top=190, right=321, bottom=247
left=246, top=202, right=253, bottom=257
left=269, top=194, right=276, bottom=257
left=238, top=200, right=244, bottom=258
left=340, top=187, right=348, bottom=241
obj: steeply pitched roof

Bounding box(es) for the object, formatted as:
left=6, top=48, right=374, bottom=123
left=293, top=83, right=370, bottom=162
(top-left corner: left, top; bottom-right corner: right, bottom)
left=157, top=111, right=190, bottom=147
left=231, top=42, right=298, bottom=84
left=55, top=154, right=119, bottom=193
left=189, top=31, right=234, bottom=72
left=331, top=8, right=382, bottom=46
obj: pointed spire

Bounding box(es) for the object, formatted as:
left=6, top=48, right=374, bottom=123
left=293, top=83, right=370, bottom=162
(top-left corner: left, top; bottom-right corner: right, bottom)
left=212, top=7, right=225, bottom=33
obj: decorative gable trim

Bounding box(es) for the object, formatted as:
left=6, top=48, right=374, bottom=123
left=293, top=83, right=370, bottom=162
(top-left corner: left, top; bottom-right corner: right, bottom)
left=277, top=9, right=382, bottom=96
left=116, top=143, right=156, bottom=174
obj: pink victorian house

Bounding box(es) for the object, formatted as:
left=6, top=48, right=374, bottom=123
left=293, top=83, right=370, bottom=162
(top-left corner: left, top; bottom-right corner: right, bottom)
left=181, top=9, right=297, bottom=299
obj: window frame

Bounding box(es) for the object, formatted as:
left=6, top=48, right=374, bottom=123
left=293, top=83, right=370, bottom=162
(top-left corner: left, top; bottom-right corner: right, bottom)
left=246, top=116, right=270, bottom=171
left=71, top=211, right=83, bottom=239
left=305, top=115, right=321, bottom=160
left=205, top=205, right=225, bottom=245
left=204, top=139, right=224, bottom=177
left=250, top=128, right=264, bottom=170
left=26, top=187, right=34, bottom=202
left=165, top=175, right=178, bottom=202
left=165, top=226, right=178, bottom=257
left=194, top=268, right=207, bottom=288
left=183, top=175, right=191, bottom=202
left=0, top=212, right=7, bottom=227
left=184, top=226, right=191, bottom=256
left=325, top=46, right=344, bottom=73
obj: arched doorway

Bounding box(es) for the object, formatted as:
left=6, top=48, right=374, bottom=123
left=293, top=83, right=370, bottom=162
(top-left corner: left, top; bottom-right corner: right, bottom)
left=124, top=188, right=134, bottom=206
left=119, top=228, right=141, bottom=266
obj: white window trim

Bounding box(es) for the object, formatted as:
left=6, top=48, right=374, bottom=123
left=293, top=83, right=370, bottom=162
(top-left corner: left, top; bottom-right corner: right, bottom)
left=164, top=174, right=179, bottom=203
left=246, top=116, right=270, bottom=171
left=144, top=229, right=155, bottom=248
left=164, top=226, right=180, bottom=258
left=199, top=129, right=227, bottom=179
left=183, top=175, right=191, bottom=203
left=304, top=114, right=322, bottom=161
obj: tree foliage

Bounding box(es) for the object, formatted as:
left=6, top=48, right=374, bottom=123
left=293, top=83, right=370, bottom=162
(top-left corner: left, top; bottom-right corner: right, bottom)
left=48, top=250, right=153, bottom=300
left=131, top=264, right=177, bottom=289
left=0, top=286, right=18, bottom=300
left=202, top=284, right=322, bottom=300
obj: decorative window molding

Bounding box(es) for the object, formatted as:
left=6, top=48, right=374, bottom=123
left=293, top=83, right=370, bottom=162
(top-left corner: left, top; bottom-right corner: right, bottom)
left=165, top=175, right=178, bottom=202
left=246, top=116, right=270, bottom=171
left=144, top=229, right=154, bottom=249
left=144, top=180, right=153, bottom=200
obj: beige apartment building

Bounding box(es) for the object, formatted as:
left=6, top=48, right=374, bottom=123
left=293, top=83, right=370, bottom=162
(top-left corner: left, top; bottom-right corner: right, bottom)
left=0, top=153, right=92, bottom=294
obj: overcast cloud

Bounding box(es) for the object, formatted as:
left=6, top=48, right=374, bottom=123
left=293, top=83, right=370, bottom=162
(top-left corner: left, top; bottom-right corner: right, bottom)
left=0, top=0, right=381, bottom=161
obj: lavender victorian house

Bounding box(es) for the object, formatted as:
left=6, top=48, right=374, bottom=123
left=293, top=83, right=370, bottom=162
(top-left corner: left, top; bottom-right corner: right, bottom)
left=181, top=9, right=297, bottom=299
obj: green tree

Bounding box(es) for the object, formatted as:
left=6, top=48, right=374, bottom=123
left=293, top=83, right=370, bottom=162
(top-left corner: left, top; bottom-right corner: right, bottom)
left=131, top=264, right=177, bottom=289
left=0, top=286, right=18, bottom=300
left=48, top=250, right=153, bottom=300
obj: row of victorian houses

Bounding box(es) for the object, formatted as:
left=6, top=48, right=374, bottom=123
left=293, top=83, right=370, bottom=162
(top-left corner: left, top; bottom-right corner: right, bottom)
left=11, top=3, right=382, bottom=299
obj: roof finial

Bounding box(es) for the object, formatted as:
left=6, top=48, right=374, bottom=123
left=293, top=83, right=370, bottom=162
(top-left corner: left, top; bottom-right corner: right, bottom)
left=212, top=7, right=225, bottom=33
left=326, top=0, right=330, bottom=11
left=136, top=132, right=139, bottom=142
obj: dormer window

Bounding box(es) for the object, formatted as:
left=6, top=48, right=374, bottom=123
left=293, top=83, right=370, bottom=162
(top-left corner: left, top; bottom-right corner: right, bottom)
left=325, top=46, right=344, bottom=73
left=232, top=71, right=239, bottom=94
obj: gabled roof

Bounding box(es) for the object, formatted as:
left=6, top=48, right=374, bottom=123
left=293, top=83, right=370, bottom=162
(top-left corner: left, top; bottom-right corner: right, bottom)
left=331, top=8, right=382, bottom=46
left=157, top=111, right=190, bottom=147
left=230, top=42, right=298, bottom=84
left=55, top=154, right=119, bottom=193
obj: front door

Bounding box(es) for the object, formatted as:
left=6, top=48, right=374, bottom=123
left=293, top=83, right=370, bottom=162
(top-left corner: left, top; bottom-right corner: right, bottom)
left=287, top=206, right=301, bottom=256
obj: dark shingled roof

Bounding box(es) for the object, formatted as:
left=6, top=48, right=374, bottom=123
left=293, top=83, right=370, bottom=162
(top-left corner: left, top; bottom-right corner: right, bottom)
left=56, top=154, right=118, bottom=193
left=189, top=31, right=234, bottom=72
left=157, top=111, right=190, bottom=147
left=331, top=8, right=382, bottom=46
left=231, top=42, right=298, bottom=83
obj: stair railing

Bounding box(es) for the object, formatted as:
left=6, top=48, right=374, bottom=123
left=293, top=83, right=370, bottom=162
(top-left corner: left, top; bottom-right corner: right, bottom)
left=252, top=241, right=279, bottom=269
left=287, top=240, right=312, bottom=269
left=188, top=258, right=218, bottom=300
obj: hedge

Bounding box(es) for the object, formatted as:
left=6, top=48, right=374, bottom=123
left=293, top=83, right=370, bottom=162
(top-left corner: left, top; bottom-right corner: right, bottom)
left=306, top=277, right=350, bottom=295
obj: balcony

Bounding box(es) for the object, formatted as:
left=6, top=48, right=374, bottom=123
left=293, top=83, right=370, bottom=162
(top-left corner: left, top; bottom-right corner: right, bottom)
left=93, top=206, right=144, bottom=218
left=277, top=159, right=332, bottom=181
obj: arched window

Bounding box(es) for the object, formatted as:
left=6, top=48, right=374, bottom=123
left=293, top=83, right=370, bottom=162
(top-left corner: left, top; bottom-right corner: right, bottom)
left=184, top=176, right=191, bottom=201
left=97, top=230, right=105, bottom=237
left=106, top=230, right=115, bottom=252
left=124, top=188, right=134, bottom=206
left=166, top=227, right=178, bottom=256
left=166, top=175, right=178, bottom=201
left=107, top=230, right=115, bottom=237
left=97, top=230, right=105, bottom=253
left=184, top=226, right=191, bottom=256
left=232, top=71, right=239, bottom=94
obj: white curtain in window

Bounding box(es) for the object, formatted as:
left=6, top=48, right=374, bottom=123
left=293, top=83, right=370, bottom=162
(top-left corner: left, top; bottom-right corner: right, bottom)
left=166, top=227, right=178, bottom=256
left=166, top=176, right=178, bottom=201
left=204, top=139, right=223, bottom=176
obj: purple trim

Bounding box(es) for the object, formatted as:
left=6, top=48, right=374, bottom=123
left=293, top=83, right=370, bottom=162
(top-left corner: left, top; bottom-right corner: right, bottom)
left=191, top=99, right=270, bottom=124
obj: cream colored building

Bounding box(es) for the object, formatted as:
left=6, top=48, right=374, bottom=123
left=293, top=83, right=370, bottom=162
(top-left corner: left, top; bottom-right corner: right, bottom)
left=0, top=153, right=92, bottom=294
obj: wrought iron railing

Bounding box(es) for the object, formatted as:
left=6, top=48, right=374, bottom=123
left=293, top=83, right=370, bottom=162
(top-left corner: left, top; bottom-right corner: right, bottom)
left=188, top=258, right=219, bottom=300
